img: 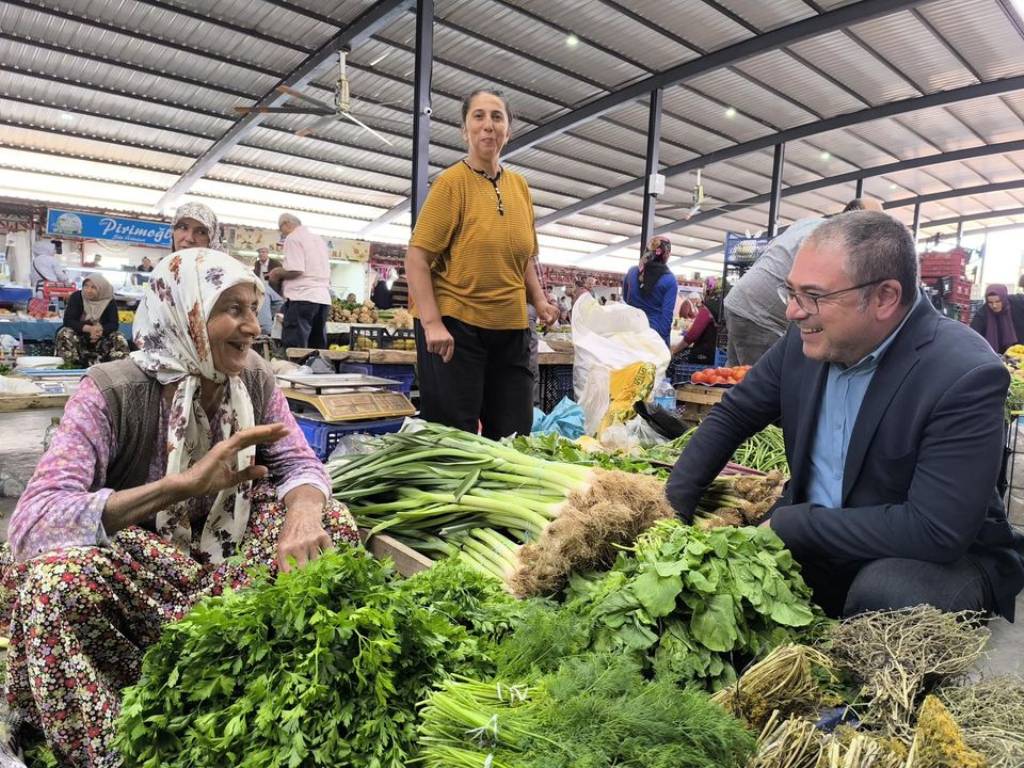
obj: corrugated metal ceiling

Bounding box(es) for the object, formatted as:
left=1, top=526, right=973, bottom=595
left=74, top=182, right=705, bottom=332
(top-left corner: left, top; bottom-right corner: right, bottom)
left=1, top=0, right=1024, bottom=264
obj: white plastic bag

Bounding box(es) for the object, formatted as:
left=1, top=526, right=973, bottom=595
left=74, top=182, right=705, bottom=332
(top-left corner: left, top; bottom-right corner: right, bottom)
left=571, top=294, right=670, bottom=435
left=0, top=376, right=42, bottom=396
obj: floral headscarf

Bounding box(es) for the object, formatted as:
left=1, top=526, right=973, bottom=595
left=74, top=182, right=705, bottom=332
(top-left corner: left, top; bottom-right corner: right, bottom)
left=172, top=202, right=222, bottom=251
left=131, top=248, right=265, bottom=562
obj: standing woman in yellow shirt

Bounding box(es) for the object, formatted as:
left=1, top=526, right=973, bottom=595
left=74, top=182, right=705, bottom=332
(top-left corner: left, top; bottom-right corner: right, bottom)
left=406, top=89, right=559, bottom=438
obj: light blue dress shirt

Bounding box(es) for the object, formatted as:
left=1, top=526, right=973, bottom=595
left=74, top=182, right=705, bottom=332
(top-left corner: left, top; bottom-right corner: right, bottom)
left=805, top=293, right=921, bottom=508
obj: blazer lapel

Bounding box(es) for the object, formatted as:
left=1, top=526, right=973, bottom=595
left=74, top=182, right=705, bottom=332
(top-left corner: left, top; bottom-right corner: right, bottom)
left=788, top=360, right=828, bottom=502
left=841, top=301, right=935, bottom=503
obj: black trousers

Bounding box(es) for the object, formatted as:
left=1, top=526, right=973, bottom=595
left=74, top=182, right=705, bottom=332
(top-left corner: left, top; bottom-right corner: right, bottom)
left=281, top=300, right=329, bottom=350
left=415, top=317, right=533, bottom=440
left=798, top=555, right=995, bottom=618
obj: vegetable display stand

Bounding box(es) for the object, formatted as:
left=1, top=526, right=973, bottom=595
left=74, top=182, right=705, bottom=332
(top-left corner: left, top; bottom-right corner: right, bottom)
left=340, top=362, right=415, bottom=395
left=675, top=383, right=727, bottom=426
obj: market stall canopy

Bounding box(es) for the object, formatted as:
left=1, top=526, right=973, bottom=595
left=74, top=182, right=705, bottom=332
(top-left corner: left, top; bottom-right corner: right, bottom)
left=3, top=0, right=1024, bottom=272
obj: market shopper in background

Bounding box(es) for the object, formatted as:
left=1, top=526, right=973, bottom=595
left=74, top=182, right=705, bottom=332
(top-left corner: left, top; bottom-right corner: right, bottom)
left=372, top=272, right=393, bottom=309
left=272, top=212, right=332, bottom=350
left=670, top=287, right=719, bottom=365
left=54, top=273, right=130, bottom=368
left=2, top=249, right=359, bottom=766
left=390, top=266, right=409, bottom=308
left=406, top=88, right=559, bottom=439
left=622, top=235, right=679, bottom=347
left=970, top=283, right=1024, bottom=354
left=667, top=211, right=1024, bottom=620
left=171, top=201, right=219, bottom=252
left=253, top=245, right=281, bottom=283
left=724, top=197, right=883, bottom=366
left=137, top=255, right=155, bottom=273
left=30, top=240, right=69, bottom=289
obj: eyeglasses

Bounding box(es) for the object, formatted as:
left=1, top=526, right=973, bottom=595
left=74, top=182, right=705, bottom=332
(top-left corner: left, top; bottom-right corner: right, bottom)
left=776, top=279, right=885, bottom=315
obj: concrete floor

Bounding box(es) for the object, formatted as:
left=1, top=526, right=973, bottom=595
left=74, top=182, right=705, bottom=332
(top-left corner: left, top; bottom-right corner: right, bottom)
left=0, top=407, right=1021, bottom=673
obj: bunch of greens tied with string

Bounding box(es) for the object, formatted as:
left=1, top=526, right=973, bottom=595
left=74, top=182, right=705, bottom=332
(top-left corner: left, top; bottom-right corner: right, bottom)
left=327, top=425, right=676, bottom=593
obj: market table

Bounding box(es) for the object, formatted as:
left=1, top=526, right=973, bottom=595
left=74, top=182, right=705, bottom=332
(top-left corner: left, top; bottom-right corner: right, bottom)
left=0, top=319, right=133, bottom=343
left=675, top=383, right=727, bottom=426
left=0, top=392, right=71, bottom=412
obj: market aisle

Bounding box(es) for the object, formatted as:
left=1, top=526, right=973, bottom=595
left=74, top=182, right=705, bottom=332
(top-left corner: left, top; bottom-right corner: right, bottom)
left=0, top=407, right=1021, bottom=674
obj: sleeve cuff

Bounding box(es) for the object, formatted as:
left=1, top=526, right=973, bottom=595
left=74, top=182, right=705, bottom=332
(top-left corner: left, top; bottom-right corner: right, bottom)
left=276, top=475, right=330, bottom=505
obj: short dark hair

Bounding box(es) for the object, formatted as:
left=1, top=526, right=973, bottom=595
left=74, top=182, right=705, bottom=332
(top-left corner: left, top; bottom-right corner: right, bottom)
left=806, top=211, right=918, bottom=307
left=461, top=89, right=513, bottom=125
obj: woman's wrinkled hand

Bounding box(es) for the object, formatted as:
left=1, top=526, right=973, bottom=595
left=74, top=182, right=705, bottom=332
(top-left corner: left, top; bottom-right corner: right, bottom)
left=423, top=319, right=455, bottom=363
left=277, top=507, right=333, bottom=572
left=177, top=423, right=289, bottom=498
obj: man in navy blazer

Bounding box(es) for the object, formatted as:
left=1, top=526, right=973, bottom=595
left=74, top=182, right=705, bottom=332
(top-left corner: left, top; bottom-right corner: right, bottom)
left=667, top=211, right=1024, bottom=619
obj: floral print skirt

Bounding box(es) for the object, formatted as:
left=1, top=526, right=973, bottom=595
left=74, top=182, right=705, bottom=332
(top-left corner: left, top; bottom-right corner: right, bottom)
left=53, top=328, right=129, bottom=369
left=0, top=485, right=360, bottom=768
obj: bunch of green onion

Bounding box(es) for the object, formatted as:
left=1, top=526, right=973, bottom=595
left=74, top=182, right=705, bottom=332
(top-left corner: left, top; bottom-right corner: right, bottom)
left=327, top=425, right=593, bottom=579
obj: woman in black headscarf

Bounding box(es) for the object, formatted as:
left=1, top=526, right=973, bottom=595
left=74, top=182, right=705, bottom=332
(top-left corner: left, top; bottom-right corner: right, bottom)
left=622, top=236, right=678, bottom=346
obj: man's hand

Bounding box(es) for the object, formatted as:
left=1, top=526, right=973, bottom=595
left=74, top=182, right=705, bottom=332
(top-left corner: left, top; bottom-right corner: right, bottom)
left=176, top=423, right=289, bottom=498
left=535, top=300, right=560, bottom=327
left=277, top=505, right=333, bottom=572
left=423, top=318, right=454, bottom=363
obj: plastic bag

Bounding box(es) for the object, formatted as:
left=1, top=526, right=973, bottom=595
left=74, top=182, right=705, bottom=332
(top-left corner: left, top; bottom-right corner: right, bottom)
left=599, top=416, right=670, bottom=453
left=571, top=293, right=670, bottom=435
left=531, top=396, right=585, bottom=439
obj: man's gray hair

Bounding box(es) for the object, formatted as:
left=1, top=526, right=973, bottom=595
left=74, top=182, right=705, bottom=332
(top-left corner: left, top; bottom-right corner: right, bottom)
left=805, top=211, right=918, bottom=307
left=278, top=213, right=302, bottom=227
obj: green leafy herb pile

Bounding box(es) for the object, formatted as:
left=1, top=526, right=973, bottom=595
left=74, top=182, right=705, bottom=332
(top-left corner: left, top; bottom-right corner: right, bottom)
left=565, top=519, right=821, bottom=690
left=418, top=653, right=756, bottom=768
left=116, top=550, right=522, bottom=768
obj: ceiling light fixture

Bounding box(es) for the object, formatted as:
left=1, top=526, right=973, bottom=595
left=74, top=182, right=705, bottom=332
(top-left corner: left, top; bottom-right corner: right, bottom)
left=60, top=112, right=75, bottom=122
left=565, top=33, right=579, bottom=47
left=725, top=107, right=737, bottom=118
left=819, top=151, right=830, bottom=161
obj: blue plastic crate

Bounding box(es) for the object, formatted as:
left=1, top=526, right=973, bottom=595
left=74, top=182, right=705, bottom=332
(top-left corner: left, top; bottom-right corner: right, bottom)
left=339, top=362, right=415, bottom=395
left=540, top=364, right=574, bottom=412
left=295, top=415, right=406, bottom=462
left=670, top=362, right=710, bottom=386
left=714, top=348, right=728, bottom=367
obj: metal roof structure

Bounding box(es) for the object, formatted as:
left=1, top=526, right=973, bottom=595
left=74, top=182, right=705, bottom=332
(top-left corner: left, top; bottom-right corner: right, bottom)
left=3, top=0, right=1024, bottom=273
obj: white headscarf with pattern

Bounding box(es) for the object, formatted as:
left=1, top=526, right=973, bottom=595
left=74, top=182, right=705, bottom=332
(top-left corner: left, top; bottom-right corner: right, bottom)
left=130, top=248, right=265, bottom=562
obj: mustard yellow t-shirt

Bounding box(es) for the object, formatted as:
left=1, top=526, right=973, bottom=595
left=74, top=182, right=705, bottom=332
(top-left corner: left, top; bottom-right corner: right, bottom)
left=409, top=160, right=538, bottom=330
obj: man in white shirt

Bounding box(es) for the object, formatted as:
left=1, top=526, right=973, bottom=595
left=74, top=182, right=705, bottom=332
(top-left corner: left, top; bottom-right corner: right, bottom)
left=31, top=241, right=69, bottom=288
left=269, top=213, right=332, bottom=350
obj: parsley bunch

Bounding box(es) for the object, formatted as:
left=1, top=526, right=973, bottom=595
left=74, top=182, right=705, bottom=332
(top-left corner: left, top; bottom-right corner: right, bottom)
left=117, top=550, right=515, bottom=768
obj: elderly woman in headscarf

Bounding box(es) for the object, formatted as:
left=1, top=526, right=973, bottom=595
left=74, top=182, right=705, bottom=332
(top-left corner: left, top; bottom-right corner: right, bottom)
left=622, top=235, right=679, bottom=347
left=54, top=273, right=130, bottom=367
left=2, top=248, right=360, bottom=766
left=171, top=201, right=219, bottom=253
left=971, top=283, right=1024, bottom=354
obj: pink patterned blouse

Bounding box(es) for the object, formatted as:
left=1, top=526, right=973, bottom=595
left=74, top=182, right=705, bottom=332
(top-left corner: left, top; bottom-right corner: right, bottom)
left=10, top=377, right=330, bottom=561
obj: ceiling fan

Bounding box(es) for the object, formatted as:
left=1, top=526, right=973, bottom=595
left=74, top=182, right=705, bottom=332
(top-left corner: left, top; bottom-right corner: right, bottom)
left=234, top=50, right=394, bottom=146
left=655, top=169, right=707, bottom=219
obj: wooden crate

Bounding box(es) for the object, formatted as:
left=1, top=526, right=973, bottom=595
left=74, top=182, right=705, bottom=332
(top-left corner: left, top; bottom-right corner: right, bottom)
left=675, top=383, right=728, bottom=426
left=361, top=531, right=434, bottom=577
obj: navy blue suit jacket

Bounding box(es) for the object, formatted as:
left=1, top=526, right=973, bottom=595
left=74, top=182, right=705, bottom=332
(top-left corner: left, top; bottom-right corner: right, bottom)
left=666, top=296, right=1024, bottom=620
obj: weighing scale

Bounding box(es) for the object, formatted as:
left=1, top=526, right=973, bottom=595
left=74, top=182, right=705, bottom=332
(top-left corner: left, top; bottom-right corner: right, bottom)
left=277, top=373, right=416, bottom=422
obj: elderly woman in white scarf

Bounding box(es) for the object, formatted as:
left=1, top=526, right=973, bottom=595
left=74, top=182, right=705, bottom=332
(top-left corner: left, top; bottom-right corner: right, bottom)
left=3, top=248, right=360, bottom=767
left=54, top=273, right=130, bottom=368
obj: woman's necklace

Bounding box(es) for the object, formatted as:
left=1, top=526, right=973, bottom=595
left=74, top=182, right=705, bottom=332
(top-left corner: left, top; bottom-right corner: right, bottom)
left=463, top=159, right=505, bottom=216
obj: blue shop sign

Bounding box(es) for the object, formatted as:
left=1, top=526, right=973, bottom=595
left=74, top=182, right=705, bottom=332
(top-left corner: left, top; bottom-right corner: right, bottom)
left=46, top=209, right=172, bottom=248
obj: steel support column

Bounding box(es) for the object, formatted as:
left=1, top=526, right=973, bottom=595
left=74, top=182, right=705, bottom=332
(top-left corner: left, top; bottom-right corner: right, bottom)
left=956, top=220, right=964, bottom=245
left=855, top=177, right=864, bottom=198
left=410, top=0, right=433, bottom=228
left=639, top=88, right=664, bottom=255
left=767, top=143, right=786, bottom=238
left=912, top=202, right=921, bottom=241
